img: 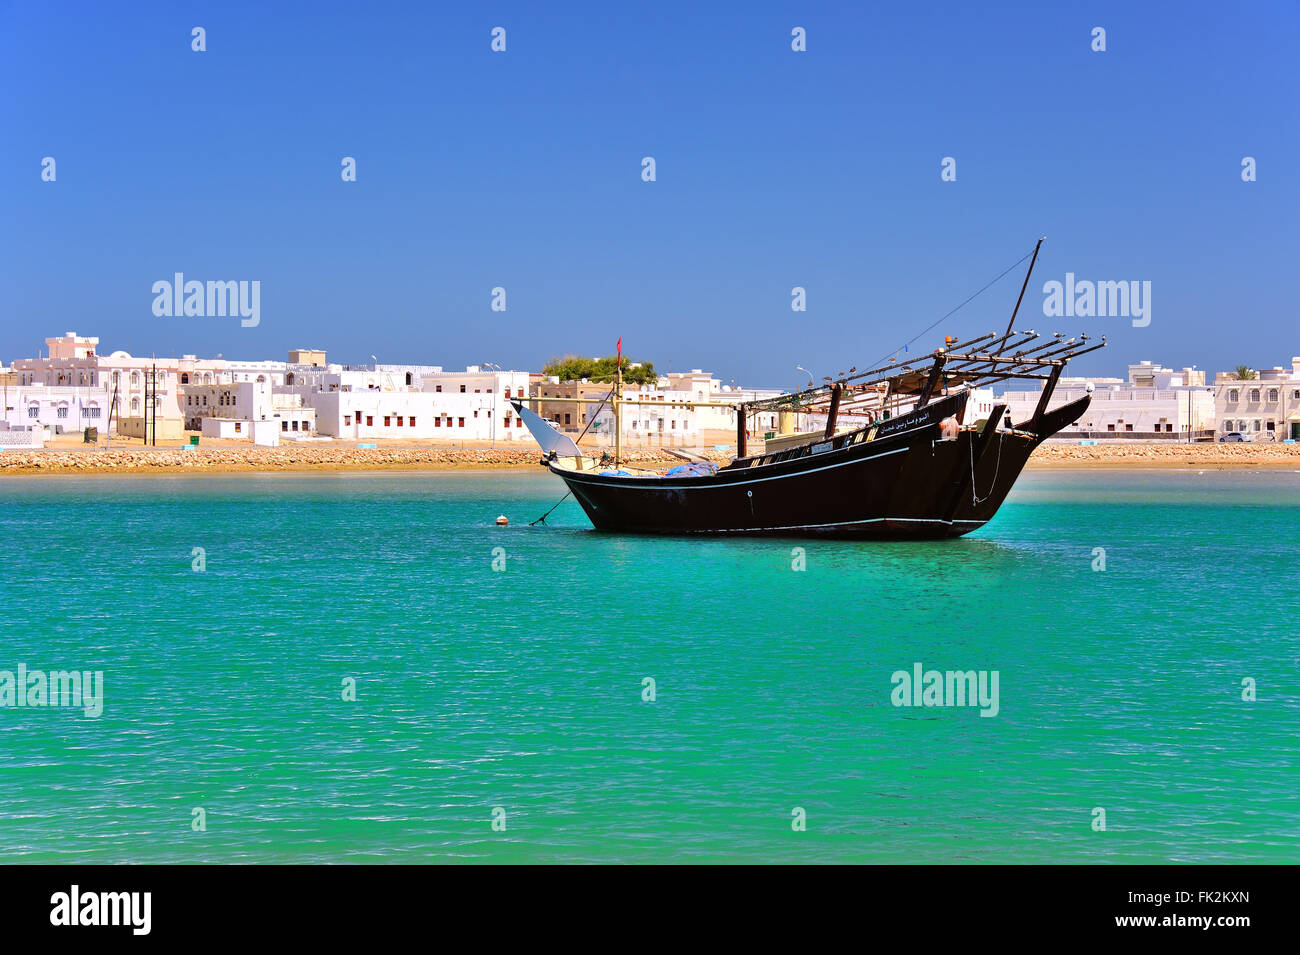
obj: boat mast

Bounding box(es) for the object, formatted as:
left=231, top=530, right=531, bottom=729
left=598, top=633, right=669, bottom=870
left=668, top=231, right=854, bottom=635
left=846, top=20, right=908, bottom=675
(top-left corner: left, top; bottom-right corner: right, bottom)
left=996, top=236, right=1045, bottom=355
left=614, top=347, right=622, bottom=468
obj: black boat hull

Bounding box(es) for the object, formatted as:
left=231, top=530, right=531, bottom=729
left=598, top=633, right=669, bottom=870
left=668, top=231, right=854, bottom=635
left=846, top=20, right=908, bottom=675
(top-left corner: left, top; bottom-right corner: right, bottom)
left=548, top=391, right=1084, bottom=540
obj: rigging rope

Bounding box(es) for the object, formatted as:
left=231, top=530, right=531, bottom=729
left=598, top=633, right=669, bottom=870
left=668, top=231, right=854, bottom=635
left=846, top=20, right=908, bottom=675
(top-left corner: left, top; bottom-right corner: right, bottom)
left=527, top=386, right=612, bottom=526
left=871, top=247, right=1036, bottom=370
left=969, top=428, right=1005, bottom=506
left=573, top=388, right=614, bottom=445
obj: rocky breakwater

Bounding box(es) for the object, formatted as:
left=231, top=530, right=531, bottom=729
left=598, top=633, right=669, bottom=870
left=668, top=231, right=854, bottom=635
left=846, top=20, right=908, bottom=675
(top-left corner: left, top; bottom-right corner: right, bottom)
left=1030, top=441, right=1300, bottom=468
left=0, top=446, right=734, bottom=475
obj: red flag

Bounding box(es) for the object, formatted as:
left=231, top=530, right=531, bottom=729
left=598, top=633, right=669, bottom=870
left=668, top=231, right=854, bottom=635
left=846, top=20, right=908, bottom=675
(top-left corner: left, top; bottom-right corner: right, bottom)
left=616, top=337, right=622, bottom=365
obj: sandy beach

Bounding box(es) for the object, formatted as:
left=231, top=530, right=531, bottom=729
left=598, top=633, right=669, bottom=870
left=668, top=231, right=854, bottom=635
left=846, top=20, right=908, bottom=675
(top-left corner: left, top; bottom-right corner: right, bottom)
left=1, top=441, right=1298, bottom=475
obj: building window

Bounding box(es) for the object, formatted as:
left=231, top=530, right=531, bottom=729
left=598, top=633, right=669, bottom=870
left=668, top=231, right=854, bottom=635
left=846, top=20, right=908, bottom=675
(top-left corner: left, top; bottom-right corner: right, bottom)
left=292, top=421, right=299, bottom=431
left=1124, top=423, right=1133, bottom=431
left=1253, top=420, right=1261, bottom=431
left=366, top=415, right=373, bottom=426
left=396, top=416, right=403, bottom=426
left=458, top=417, right=465, bottom=428
left=436, top=385, right=442, bottom=393
left=409, top=417, right=416, bottom=426
left=435, top=418, right=441, bottom=427
left=1228, top=389, right=1238, bottom=402
left=1250, top=389, right=1260, bottom=402
left=234, top=422, right=242, bottom=433
left=459, top=385, right=466, bottom=393
left=1107, top=424, right=1115, bottom=431
left=282, top=421, right=288, bottom=431
left=344, top=415, right=352, bottom=426
left=1268, top=389, right=1278, bottom=402
left=27, top=405, right=39, bottom=418
left=57, top=406, right=69, bottom=419
left=181, top=373, right=189, bottom=384
left=384, top=416, right=391, bottom=427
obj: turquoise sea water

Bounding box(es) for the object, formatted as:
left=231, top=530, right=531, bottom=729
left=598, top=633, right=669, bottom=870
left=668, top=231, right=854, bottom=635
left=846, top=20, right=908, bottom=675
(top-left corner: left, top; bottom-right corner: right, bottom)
left=1, top=468, right=1297, bottom=864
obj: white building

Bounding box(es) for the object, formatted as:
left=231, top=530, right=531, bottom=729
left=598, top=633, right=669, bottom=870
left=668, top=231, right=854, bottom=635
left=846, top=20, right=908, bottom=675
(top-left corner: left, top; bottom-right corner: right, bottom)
left=9, top=332, right=294, bottom=433
left=181, top=379, right=315, bottom=437
left=997, top=361, right=1215, bottom=440
left=1214, top=358, right=1300, bottom=441
left=284, top=365, right=533, bottom=442
left=1, top=384, right=111, bottom=434
left=659, top=370, right=785, bottom=435
left=617, top=386, right=700, bottom=445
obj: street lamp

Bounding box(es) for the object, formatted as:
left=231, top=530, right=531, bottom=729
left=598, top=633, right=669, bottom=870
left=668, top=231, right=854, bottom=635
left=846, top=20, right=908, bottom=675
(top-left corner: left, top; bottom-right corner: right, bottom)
left=796, top=365, right=814, bottom=389
left=483, top=361, right=503, bottom=447
left=1183, top=364, right=1199, bottom=444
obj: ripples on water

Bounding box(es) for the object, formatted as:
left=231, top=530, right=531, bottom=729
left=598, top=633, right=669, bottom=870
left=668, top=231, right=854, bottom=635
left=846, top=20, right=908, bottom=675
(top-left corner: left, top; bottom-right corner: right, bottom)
left=1, top=469, right=1297, bottom=862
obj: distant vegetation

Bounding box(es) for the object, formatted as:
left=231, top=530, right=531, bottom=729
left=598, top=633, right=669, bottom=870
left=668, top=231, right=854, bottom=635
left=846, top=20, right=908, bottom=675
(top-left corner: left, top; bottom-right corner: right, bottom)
left=542, top=355, right=659, bottom=385
left=1233, top=365, right=1258, bottom=380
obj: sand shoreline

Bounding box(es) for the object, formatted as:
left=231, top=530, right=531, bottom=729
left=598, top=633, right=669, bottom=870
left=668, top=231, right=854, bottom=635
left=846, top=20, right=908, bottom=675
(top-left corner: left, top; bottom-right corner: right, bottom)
left=2, top=442, right=1298, bottom=476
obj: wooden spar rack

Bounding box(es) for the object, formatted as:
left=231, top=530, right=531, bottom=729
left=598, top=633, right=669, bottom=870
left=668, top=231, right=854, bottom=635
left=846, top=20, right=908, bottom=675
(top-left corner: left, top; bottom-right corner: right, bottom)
left=734, top=330, right=1107, bottom=438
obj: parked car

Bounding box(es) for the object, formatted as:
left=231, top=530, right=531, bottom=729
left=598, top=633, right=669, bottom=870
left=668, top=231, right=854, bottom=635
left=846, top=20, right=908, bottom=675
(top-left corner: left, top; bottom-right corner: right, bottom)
left=1219, top=432, right=1248, bottom=442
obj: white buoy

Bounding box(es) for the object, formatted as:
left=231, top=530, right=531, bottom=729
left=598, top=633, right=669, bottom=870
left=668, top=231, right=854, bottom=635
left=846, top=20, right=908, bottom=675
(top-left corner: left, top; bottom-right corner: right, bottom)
left=496, top=515, right=509, bottom=526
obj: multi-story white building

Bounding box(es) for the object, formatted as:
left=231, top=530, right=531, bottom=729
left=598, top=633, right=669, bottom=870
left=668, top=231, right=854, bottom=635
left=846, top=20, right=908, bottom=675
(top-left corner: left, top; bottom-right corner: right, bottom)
left=6, top=335, right=537, bottom=443
left=1214, top=358, right=1300, bottom=441
left=616, top=386, right=700, bottom=445
left=9, top=332, right=296, bottom=432
left=660, top=370, right=786, bottom=435
left=1, top=384, right=111, bottom=434
left=283, top=365, right=533, bottom=442
left=181, top=380, right=314, bottom=438
left=998, top=361, right=1215, bottom=440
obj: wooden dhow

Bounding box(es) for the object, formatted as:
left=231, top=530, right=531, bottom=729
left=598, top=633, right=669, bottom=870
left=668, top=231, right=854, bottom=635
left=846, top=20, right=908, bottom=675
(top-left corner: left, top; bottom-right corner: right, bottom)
left=515, top=241, right=1105, bottom=539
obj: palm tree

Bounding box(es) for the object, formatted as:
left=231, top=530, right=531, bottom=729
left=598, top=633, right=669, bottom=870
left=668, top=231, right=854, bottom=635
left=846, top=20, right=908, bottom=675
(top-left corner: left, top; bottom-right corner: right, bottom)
left=1233, top=365, right=1257, bottom=381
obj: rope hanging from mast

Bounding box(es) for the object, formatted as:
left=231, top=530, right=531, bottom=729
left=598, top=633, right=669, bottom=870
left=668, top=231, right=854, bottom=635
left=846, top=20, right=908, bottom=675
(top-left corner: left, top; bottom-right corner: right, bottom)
left=868, top=243, right=1039, bottom=372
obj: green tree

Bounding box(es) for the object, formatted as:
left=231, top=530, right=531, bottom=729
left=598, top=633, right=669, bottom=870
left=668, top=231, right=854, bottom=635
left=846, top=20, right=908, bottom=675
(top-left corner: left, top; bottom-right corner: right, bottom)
left=542, top=355, right=658, bottom=385
left=1233, top=365, right=1257, bottom=380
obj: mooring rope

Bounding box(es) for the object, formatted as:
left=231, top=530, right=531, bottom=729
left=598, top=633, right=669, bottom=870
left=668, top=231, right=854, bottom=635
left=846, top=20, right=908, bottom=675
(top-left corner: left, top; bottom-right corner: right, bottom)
left=529, top=489, right=573, bottom=526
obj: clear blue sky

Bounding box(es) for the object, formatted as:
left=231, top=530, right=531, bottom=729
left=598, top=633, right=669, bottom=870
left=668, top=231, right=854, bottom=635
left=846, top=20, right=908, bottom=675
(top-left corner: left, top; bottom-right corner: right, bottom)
left=2, top=1, right=1295, bottom=389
